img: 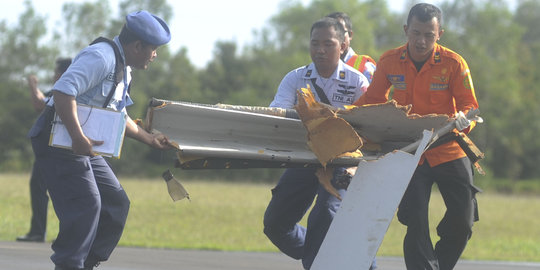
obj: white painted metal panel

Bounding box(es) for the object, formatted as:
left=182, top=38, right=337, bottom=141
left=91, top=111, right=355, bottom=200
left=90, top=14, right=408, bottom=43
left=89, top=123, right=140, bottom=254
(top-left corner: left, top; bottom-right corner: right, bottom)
left=146, top=100, right=450, bottom=169
left=311, top=130, right=433, bottom=270
left=339, top=101, right=448, bottom=143
left=147, top=100, right=365, bottom=168
left=150, top=100, right=312, bottom=160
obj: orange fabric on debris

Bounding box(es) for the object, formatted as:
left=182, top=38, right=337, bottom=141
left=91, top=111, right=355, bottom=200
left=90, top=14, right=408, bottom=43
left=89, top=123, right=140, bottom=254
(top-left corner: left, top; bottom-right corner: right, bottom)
left=354, top=43, right=479, bottom=167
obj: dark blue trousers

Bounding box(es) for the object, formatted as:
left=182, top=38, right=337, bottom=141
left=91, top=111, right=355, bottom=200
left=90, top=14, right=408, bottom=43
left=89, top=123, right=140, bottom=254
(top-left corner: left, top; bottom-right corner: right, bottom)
left=397, top=158, right=479, bottom=270
left=263, top=168, right=347, bottom=269
left=30, top=109, right=130, bottom=269
left=27, top=163, right=49, bottom=238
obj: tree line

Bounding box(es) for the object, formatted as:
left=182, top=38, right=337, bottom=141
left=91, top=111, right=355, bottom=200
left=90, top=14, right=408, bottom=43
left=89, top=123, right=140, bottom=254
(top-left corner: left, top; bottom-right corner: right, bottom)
left=1, top=0, right=538, bottom=181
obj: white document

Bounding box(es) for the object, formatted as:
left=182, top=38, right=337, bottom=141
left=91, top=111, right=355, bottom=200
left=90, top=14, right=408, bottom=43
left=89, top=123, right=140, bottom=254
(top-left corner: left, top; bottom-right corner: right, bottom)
left=49, top=104, right=127, bottom=158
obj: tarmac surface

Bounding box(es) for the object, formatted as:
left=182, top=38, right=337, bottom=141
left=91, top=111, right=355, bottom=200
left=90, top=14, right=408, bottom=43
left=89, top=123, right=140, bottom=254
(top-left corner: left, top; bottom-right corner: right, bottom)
left=1, top=241, right=539, bottom=270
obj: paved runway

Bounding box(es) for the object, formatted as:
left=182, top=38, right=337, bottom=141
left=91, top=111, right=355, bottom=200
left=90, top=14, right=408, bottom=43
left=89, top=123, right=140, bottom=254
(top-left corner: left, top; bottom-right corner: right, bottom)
left=1, top=241, right=539, bottom=270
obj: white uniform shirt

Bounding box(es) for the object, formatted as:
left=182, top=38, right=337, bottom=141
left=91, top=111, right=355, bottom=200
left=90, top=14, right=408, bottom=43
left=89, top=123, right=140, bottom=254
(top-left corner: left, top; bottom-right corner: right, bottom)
left=343, top=47, right=356, bottom=63
left=270, top=60, right=369, bottom=109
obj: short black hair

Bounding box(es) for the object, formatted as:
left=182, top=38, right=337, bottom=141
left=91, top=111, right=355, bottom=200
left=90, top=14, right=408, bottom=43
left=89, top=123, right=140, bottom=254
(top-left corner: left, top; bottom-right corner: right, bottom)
left=407, top=3, right=443, bottom=29
left=118, top=24, right=151, bottom=46
left=55, top=57, right=72, bottom=73
left=119, top=24, right=138, bottom=44
left=310, top=17, right=346, bottom=43
left=326, top=12, right=352, bottom=33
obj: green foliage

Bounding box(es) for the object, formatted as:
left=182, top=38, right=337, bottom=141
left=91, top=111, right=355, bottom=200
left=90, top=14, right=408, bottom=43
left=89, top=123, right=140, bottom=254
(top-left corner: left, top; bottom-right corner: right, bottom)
left=512, top=0, right=540, bottom=178
left=0, top=80, right=35, bottom=171
left=59, top=0, right=110, bottom=54
left=0, top=0, right=56, bottom=171
left=440, top=0, right=527, bottom=180
left=1, top=0, right=540, bottom=180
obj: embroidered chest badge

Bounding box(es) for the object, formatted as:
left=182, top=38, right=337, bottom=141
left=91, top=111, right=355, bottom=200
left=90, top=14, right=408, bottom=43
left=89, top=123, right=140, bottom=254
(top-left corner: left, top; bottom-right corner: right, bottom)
left=388, top=74, right=406, bottom=89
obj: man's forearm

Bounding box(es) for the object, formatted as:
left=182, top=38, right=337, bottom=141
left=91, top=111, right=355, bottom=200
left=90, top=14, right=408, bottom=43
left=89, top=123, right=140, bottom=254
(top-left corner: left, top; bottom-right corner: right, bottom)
left=27, top=75, right=46, bottom=111
left=125, top=116, right=152, bottom=145
left=125, top=116, right=171, bottom=150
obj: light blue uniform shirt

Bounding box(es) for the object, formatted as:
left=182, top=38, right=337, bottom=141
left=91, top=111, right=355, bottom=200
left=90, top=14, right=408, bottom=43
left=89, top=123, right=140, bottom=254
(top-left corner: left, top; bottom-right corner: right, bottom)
left=270, top=61, right=369, bottom=109
left=48, top=36, right=133, bottom=112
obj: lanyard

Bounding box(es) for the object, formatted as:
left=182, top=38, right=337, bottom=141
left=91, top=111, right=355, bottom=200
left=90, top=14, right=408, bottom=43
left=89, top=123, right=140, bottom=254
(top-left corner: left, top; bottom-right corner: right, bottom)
left=116, top=68, right=129, bottom=111
left=310, top=78, right=331, bottom=105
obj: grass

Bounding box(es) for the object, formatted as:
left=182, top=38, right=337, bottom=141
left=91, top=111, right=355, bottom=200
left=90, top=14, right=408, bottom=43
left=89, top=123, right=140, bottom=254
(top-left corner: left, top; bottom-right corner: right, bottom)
left=1, top=173, right=539, bottom=262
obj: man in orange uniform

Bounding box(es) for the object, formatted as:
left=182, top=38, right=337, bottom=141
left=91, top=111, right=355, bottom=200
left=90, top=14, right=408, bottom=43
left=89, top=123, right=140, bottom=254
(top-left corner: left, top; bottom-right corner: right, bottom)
left=354, top=3, right=480, bottom=270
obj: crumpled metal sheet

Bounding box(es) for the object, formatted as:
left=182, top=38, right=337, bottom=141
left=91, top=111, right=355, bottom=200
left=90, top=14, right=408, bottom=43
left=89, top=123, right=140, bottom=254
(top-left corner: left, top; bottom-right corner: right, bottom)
left=145, top=99, right=364, bottom=169
left=144, top=98, right=449, bottom=169
left=339, top=100, right=449, bottom=144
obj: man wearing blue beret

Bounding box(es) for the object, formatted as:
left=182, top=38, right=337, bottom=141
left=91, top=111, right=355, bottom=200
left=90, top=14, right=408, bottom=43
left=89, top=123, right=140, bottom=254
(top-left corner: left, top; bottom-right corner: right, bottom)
left=28, top=10, right=171, bottom=270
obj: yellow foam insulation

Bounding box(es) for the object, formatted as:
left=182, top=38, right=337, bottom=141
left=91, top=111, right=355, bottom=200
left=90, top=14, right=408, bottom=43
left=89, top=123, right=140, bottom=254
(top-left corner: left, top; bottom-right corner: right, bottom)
left=295, top=86, right=363, bottom=167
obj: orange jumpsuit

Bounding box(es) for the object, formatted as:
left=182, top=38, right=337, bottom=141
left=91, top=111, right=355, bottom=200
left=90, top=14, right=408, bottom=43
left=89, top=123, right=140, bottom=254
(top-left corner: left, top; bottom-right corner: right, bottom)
left=354, top=43, right=479, bottom=166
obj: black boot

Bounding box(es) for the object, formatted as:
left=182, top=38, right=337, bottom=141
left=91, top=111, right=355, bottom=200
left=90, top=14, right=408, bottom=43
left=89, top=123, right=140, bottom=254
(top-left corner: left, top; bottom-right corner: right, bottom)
left=16, top=233, right=45, bottom=242
left=54, top=265, right=80, bottom=270
left=83, top=261, right=100, bottom=270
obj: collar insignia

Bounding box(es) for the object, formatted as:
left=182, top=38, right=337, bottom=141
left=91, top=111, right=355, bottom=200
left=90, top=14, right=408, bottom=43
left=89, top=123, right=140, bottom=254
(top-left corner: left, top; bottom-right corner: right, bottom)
left=434, top=52, right=441, bottom=63
left=400, top=49, right=407, bottom=60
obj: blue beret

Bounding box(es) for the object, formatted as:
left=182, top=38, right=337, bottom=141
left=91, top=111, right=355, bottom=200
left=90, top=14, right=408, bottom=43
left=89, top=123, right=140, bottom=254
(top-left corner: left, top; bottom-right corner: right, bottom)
left=126, top=10, right=171, bottom=46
